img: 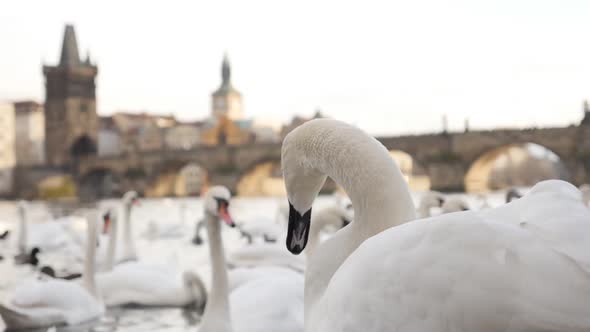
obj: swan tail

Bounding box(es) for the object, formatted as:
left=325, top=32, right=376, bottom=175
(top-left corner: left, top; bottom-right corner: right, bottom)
left=0, top=303, right=62, bottom=330
left=193, top=274, right=208, bottom=312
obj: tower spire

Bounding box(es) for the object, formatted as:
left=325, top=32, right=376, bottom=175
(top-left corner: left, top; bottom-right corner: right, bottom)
left=222, top=53, right=231, bottom=86
left=59, top=24, right=81, bottom=67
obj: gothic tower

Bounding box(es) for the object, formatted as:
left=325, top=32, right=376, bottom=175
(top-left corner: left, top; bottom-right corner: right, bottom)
left=43, top=24, right=98, bottom=166
left=211, top=54, right=243, bottom=120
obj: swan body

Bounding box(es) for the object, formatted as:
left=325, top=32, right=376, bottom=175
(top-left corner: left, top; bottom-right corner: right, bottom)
left=97, top=262, right=206, bottom=308
left=440, top=197, right=470, bottom=213
left=96, top=202, right=206, bottom=308
left=282, top=119, right=590, bottom=332
left=0, top=210, right=104, bottom=330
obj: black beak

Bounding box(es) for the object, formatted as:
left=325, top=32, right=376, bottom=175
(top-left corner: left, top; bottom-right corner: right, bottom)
left=437, top=197, right=445, bottom=206
left=341, top=217, right=351, bottom=228
left=286, top=202, right=312, bottom=255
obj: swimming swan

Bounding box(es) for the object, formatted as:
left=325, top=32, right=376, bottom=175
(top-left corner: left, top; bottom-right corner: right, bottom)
left=0, top=210, right=104, bottom=330
left=282, top=119, right=590, bottom=332
left=198, top=186, right=303, bottom=332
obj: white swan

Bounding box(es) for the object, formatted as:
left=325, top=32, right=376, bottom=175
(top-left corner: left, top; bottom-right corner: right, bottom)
left=143, top=202, right=189, bottom=240
left=0, top=210, right=104, bottom=329
left=96, top=202, right=206, bottom=308
left=15, top=201, right=79, bottom=255
left=117, top=191, right=139, bottom=263
left=96, top=263, right=207, bottom=308
left=198, top=186, right=303, bottom=332
left=416, top=191, right=445, bottom=217
left=282, top=119, right=590, bottom=332
left=440, top=196, right=470, bottom=213
left=579, top=184, right=590, bottom=206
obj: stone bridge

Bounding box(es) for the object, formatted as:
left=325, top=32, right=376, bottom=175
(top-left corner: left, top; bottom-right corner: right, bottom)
left=14, top=124, right=590, bottom=199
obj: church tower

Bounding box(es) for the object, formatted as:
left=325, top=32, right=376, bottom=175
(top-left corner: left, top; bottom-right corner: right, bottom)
left=211, top=54, right=243, bottom=120
left=43, top=24, right=98, bottom=166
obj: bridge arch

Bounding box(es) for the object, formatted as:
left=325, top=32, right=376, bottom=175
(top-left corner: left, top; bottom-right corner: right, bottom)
left=70, top=135, right=97, bottom=158
left=464, top=142, right=570, bottom=193
left=237, top=159, right=285, bottom=197
left=388, top=150, right=431, bottom=191
left=78, top=167, right=122, bottom=200
left=147, top=161, right=209, bottom=197
left=37, top=174, right=77, bottom=200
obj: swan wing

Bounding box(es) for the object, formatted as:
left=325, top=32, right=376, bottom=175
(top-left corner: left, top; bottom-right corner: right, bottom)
left=97, top=262, right=191, bottom=306
left=231, top=270, right=304, bottom=332
left=2, top=279, right=101, bottom=328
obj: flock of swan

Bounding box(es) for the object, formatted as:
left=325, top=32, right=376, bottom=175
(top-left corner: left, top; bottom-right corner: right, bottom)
left=1, top=118, right=590, bottom=331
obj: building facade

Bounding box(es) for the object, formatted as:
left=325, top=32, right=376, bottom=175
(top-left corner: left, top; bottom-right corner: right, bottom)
left=0, top=103, right=16, bottom=195
left=14, top=101, right=45, bottom=165
left=43, top=24, right=98, bottom=166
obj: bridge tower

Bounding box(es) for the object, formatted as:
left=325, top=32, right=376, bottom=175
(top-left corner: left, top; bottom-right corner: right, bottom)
left=211, top=54, right=243, bottom=120
left=43, top=24, right=98, bottom=166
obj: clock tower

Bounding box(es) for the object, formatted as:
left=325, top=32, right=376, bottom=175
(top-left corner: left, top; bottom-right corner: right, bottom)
left=43, top=24, right=98, bottom=166
left=211, top=54, right=242, bottom=120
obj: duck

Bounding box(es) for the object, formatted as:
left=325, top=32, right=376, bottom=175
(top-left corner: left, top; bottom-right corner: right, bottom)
left=0, top=209, right=104, bottom=330
left=198, top=186, right=303, bottom=332
left=281, top=119, right=590, bottom=332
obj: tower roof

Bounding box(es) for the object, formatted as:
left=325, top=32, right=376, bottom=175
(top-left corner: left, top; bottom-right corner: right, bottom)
left=59, top=25, right=81, bottom=67
left=213, top=54, right=240, bottom=96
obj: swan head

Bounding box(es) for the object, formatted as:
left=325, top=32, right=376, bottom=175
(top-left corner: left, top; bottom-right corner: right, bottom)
left=102, top=210, right=115, bottom=234
left=204, top=186, right=235, bottom=227
left=282, top=121, right=332, bottom=255
left=122, top=191, right=140, bottom=207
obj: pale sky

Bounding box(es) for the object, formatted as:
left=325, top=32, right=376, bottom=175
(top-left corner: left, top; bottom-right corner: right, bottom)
left=1, top=0, right=590, bottom=135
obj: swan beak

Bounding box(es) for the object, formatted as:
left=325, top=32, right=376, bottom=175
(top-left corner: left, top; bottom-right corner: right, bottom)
left=286, top=202, right=312, bottom=255
left=341, top=217, right=351, bottom=228
left=437, top=197, right=445, bottom=206
left=218, top=201, right=235, bottom=227
left=102, top=217, right=110, bottom=234
left=132, top=198, right=141, bottom=206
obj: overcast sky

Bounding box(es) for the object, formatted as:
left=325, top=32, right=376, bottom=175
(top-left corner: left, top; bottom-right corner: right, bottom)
left=1, top=0, right=590, bottom=135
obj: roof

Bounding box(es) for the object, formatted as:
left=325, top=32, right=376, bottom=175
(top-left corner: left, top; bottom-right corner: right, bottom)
left=212, top=54, right=241, bottom=97
left=60, top=25, right=81, bottom=67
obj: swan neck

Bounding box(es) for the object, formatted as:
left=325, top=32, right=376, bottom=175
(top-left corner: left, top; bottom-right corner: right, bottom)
left=84, top=214, right=100, bottom=300
left=200, top=212, right=232, bottom=330
left=121, top=202, right=136, bottom=259
left=296, top=123, right=416, bottom=318
left=17, top=207, right=27, bottom=254
left=105, top=216, right=118, bottom=271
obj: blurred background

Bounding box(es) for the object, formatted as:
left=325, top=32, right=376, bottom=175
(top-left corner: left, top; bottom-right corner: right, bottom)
left=1, top=0, right=589, bottom=202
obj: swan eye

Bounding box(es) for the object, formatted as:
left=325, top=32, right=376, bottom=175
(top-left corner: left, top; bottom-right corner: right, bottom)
left=286, top=202, right=312, bottom=255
